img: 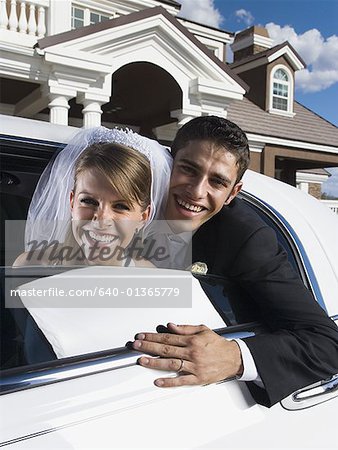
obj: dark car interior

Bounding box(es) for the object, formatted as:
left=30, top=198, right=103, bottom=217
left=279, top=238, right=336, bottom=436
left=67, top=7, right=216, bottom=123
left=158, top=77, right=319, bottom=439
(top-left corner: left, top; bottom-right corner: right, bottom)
left=1, top=135, right=64, bottom=266
left=1, top=136, right=64, bottom=369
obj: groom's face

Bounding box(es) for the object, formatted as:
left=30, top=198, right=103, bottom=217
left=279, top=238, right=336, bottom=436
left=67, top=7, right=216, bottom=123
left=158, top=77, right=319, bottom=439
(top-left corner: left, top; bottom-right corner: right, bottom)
left=165, top=140, right=242, bottom=232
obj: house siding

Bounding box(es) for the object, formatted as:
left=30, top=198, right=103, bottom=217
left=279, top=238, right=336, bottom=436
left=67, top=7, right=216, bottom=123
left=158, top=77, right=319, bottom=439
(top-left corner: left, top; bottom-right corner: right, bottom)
left=248, top=152, right=261, bottom=173
left=235, top=65, right=267, bottom=110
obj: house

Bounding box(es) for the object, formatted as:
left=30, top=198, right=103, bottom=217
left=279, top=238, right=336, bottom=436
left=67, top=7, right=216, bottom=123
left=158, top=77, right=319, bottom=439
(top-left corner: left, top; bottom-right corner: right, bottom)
left=1, top=0, right=337, bottom=192
left=296, top=168, right=331, bottom=199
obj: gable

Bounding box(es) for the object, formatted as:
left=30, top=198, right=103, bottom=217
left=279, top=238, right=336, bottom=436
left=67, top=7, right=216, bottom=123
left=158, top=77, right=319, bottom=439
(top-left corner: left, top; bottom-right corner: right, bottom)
left=37, top=6, right=246, bottom=99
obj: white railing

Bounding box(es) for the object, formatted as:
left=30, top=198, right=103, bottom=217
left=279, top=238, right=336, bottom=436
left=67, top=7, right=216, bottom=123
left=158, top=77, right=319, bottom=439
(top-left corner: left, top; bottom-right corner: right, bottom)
left=321, top=200, right=338, bottom=214
left=0, top=0, right=48, bottom=37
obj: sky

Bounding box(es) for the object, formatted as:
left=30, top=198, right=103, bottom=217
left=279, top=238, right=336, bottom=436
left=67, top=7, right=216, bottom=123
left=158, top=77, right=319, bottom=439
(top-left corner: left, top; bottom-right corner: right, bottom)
left=176, top=0, right=338, bottom=196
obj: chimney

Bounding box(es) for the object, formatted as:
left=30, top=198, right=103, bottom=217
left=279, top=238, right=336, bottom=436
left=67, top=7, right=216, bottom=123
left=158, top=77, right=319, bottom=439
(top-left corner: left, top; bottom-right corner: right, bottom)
left=231, top=26, right=273, bottom=62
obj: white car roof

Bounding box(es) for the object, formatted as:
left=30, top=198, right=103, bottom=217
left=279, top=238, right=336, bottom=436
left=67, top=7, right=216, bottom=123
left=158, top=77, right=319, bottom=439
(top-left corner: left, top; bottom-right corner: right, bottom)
left=243, top=170, right=338, bottom=315
left=1, top=114, right=78, bottom=143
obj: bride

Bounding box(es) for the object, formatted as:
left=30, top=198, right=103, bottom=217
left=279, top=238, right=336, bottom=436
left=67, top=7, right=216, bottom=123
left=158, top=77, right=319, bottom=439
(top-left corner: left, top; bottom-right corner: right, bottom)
left=14, top=127, right=172, bottom=267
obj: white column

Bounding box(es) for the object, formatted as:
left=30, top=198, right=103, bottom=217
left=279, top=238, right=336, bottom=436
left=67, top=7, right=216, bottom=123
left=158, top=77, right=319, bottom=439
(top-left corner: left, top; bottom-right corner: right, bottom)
left=171, top=110, right=198, bottom=128
left=82, top=101, right=103, bottom=128
left=77, top=92, right=109, bottom=128
left=84, top=8, right=90, bottom=26
left=0, top=0, right=9, bottom=30
left=27, top=3, right=36, bottom=36
left=298, top=182, right=309, bottom=193
left=8, top=0, right=18, bottom=31
left=37, top=6, right=46, bottom=37
left=48, top=0, right=71, bottom=35
left=48, top=95, right=71, bottom=125
left=18, top=1, right=28, bottom=33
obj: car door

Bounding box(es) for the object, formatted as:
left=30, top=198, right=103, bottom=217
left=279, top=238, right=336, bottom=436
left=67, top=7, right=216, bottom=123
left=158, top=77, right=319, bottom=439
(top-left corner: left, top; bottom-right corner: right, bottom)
left=1, top=265, right=269, bottom=449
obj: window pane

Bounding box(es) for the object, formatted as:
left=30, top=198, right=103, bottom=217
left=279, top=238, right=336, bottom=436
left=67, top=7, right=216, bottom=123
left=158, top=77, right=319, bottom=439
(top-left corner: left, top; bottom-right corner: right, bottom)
left=74, top=7, right=84, bottom=19
left=273, top=96, right=288, bottom=111
left=71, top=6, right=84, bottom=28
left=273, top=82, right=288, bottom=97
left=274, top=68, right=288, bottom=81
left=73, top=18, right=84, bottom=29
left=101, top=15, right=110, bottom=22
left=90, top=13, right=100, bottom=24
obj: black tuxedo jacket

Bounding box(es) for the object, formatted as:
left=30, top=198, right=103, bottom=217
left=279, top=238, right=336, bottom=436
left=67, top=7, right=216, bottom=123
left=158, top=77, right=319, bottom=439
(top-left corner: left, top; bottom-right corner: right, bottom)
left=192, top=197, right=338, bottom=407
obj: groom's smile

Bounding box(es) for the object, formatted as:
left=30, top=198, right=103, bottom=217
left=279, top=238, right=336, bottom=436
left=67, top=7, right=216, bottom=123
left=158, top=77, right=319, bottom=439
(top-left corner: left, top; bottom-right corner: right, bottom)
left=165, top=140, right=242, bottom=231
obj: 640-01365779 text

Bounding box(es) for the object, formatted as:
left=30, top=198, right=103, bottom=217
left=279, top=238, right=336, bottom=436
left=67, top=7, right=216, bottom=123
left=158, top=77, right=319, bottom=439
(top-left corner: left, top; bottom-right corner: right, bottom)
left=9, top=286, right=180, bottom=298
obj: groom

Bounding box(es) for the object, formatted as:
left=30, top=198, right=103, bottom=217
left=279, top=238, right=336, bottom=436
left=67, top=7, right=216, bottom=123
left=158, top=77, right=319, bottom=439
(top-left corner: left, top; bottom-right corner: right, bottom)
left=130, top=116, right=338, bottom=407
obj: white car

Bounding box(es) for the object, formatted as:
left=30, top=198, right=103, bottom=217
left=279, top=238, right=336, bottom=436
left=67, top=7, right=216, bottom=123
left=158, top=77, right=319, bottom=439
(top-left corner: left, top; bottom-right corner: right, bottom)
left=1, top=115, right=338, bottom=449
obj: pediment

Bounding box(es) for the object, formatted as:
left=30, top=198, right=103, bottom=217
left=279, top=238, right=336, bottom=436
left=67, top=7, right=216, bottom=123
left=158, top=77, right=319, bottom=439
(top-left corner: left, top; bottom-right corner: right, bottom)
left=267, top=44, right=305, bottom=71
left=38, top=6, right=246, bottom=97
left=231, top=42, right=305, bottom=74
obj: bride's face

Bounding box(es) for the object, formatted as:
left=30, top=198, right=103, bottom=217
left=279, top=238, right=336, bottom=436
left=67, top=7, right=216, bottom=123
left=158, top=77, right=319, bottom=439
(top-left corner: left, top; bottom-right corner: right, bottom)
left=70, top=168, right=150, bottom=264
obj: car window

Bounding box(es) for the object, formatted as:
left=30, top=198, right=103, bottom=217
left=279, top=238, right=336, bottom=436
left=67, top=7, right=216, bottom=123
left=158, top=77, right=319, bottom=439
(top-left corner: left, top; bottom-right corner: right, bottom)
left=240, top=192, right=309, bottom=285
left=195, top=273, right=262, bottom=326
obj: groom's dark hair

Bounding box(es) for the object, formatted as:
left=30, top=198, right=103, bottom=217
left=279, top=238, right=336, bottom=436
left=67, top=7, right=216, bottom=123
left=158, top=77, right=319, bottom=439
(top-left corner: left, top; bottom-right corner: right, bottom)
left=171, top=116, right=250, bottom=183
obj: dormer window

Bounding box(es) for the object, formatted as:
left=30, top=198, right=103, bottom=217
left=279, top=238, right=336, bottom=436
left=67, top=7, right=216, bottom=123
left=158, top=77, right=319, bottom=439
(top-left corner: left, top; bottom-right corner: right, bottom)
left=273, top=69, right=288, bottom=110
left=269, top=65, right=295, bottom=117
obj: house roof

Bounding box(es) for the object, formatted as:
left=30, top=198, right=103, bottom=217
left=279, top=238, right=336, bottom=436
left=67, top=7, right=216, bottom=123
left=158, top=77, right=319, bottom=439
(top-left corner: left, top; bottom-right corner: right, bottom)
left=230, top=41, right=306, bottom=70
left=177, top=16, right=234, bottom=36
left=157, top=0, right=181, bottom=7
left=36, top=6, right=248, bottom=91
left=298, top=168, right=331, bottom=176
left=227, top=97, right=338, bottom=148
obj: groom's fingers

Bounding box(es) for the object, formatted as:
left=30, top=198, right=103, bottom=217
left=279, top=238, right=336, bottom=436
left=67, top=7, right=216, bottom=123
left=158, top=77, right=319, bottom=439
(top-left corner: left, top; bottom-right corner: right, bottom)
left=132, top=340, right=187, bottom=359
left=137, top=356, right=193, bottom=374
left=166, top=323, right=208, bottom=335
left=133, top=331, right=188, bottom=347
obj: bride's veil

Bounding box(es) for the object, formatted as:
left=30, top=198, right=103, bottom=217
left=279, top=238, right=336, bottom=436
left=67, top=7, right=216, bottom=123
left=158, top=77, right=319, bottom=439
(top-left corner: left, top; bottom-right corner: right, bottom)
left=25, top=127, right=173, bottom=250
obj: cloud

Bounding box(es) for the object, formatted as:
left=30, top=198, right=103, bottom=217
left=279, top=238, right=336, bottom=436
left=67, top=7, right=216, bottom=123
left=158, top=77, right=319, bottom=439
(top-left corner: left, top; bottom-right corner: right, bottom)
left=322, top=168, right=338, bottom=197
left=235, top=9, right=254, bottom=26
left=177, top=0, right=224, bottom=28
left=266, top=23, right=338, bottom=93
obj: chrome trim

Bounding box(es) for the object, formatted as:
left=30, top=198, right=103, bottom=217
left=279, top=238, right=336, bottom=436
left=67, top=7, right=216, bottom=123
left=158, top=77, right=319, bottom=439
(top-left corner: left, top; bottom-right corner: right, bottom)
left=293, top=374, right=338, bottom=401
left=0, top=322, right=262, bottom=396
left=281, top=374, right=338, bottom=410
left=1, top=427, right=60, bottom=448
left=0, top=347, right=139, bottom=395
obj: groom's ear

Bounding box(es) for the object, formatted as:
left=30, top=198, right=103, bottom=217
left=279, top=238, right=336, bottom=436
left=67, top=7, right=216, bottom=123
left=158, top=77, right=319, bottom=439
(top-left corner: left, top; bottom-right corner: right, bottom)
left=224, top=181, right=242, bottom=206
left=70, top=191, right=74, bottom=210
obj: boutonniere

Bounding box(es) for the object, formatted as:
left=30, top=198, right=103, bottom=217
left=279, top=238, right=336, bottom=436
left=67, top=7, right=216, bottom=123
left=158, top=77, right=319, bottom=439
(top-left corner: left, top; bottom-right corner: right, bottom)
left=189, top=261, right=208, bottom=275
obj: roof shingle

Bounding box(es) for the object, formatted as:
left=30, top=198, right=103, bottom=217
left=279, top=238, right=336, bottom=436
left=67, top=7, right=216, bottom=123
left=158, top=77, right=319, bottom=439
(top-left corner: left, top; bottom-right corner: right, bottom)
left=227, top=97, right=338, bottom=148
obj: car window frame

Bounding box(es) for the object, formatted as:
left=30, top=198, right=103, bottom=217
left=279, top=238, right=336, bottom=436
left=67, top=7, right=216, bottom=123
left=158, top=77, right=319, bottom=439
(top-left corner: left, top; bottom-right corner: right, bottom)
left=239, top=191, right=327, bottom=312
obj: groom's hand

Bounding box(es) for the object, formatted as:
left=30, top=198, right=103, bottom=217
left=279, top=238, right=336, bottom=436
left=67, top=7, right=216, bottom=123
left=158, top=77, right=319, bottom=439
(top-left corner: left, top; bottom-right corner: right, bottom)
left=129, top=322, right=243, bottom=387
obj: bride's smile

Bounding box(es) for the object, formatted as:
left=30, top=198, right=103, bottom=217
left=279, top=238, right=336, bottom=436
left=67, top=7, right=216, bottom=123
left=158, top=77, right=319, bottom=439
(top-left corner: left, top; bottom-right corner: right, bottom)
left=70, top=168, right=150, bottom=263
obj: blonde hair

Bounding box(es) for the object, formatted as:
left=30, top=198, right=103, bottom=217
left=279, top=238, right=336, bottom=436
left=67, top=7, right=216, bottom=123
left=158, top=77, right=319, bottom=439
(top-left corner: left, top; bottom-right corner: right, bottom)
left=73, top=142, right=151, bottom=211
